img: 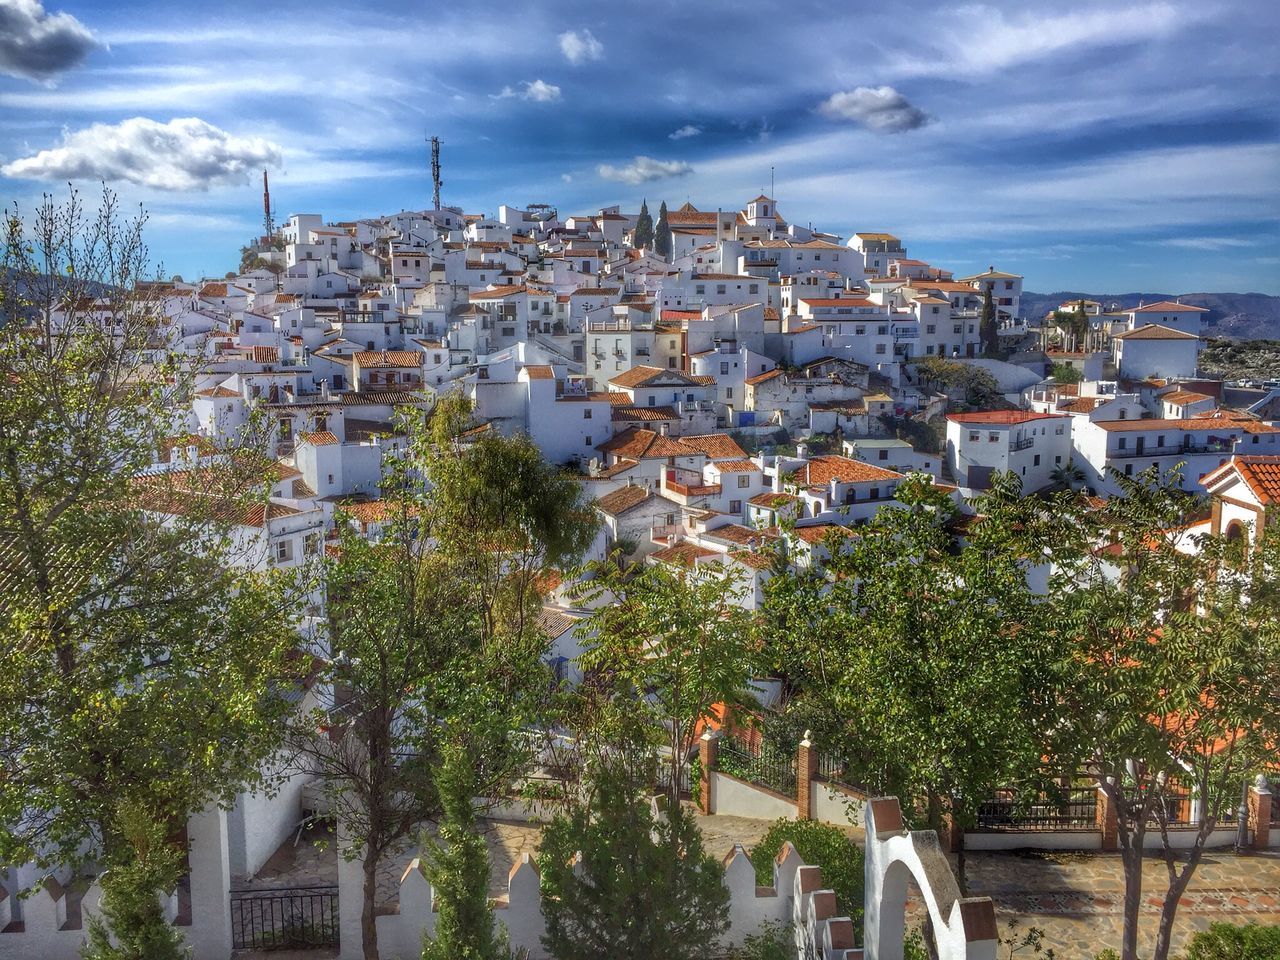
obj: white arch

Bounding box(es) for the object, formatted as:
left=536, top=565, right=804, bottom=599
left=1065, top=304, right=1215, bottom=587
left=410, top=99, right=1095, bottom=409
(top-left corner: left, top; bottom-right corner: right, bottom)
left=862, top=797, right=998, bottom=960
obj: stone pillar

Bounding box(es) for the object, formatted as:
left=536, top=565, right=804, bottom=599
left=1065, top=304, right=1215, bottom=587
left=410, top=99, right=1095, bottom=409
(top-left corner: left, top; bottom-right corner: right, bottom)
left=797, top=731, right=819, bottom=821
left=698, top=731, right=719, bottom=815
left=1247, top=776, right=1272, bottom=851
left=184, top=805, right=232, bottom=960
left=1097, top=784, right=1119, bottom=852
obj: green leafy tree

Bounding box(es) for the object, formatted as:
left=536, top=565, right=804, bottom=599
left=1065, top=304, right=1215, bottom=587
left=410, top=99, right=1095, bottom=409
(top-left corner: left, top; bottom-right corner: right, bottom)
left=911, top=356, right=1001, bottom=407
left=762, top=474, right=1062, bottom=890
left=750, top=820, right=863, bottom=930
left=1049, top=361, right=1083, bottom=384
left=633, top=200, right=654, bottom=251
left=82, top=801, right=189, bottom=960
left=0, top=188, right=301, bottom=945
left=538, top=754, right=729, bottom=960
left=1184, top=922, right=1280, bottom=960
left=654, top=201, right=671, bottom=259
left=1039, top=467, right=1280, bottom=960
left=572, top=558, right=759, bottom=808
left=420, top=741, right=512, bottom=960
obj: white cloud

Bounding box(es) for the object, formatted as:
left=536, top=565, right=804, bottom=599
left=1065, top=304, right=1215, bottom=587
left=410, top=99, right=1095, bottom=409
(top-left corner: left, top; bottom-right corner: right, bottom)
left=558, top=28, right=603, bottom=65
left=818, top=86, right=931, bottom=132
left=1, top=116, right=283, bottom=191
left=0, top=0, right=100, bottom=81
left=1157, top=237, right=1255, bottom=251
left=561, top=173, right=573, bottom=183
left=669, top=124, right=701, bottom=140
left=890, top=3, right=1194, bottom=79
left=495, top=79, right=562, bottom=102
left=597, top=156, right=693, bottom=184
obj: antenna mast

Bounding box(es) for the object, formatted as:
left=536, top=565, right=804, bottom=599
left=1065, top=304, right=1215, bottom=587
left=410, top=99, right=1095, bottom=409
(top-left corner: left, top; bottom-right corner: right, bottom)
left=262, top=169, right=275, bottom=239
left=430, top=136, right=443, bottom=210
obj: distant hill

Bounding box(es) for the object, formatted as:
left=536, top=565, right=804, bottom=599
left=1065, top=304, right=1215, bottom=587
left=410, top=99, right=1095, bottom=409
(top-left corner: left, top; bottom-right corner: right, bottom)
left=1021, top=291, right=1280, bottom=341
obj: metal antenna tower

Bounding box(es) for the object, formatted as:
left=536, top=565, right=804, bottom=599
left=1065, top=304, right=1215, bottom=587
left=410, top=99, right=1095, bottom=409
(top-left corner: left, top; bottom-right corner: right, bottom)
left=262, top=169, right=275, bottom=238
left=430, top=137, right=443, bottom=210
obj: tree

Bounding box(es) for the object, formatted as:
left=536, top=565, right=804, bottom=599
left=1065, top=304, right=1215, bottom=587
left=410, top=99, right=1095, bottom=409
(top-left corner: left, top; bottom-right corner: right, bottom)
left=572, top=558, right=759, bottom=809
left=980, top=285, right=999, bottom=357
left=654, top=201, right=671, bottom=259
left=294, top=396, right=597, bottom=960
left=633, top=200, right=654, bottom=251
left=538, top=754, right=730, bottom=960
left=82, top=801, right=188, bottom=960
left=762, top=474, right=1061, bottom=890
left=911, top=355, right=1001, bottom=408
left=749, top=820, right=863, bottom=929
left=0, top=188, right=302, bottom=943
left=1048, top=458, right=1086, bottom=492
left=1039, top=467, right=1280, bottom=960
left=420, top=741, right=511, bottom=960
left=1049, top=361, right=1083, bottom=384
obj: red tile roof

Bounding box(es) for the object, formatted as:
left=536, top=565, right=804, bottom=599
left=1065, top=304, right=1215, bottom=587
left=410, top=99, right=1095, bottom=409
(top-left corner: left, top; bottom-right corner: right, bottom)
left=788, top=455, right=903, bottom=486
left=1129, top=301, right=1209, bottom=313
left=1113, top=323, right=1199, bottom=341
left=595, top=485, right=653, bottom=516
left=1202, top=456, right=1280, bottom=504
left=946, top=410, right=1065, bottom=426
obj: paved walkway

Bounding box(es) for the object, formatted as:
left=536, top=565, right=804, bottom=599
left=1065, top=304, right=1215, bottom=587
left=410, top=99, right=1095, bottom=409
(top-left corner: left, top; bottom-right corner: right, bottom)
left=242, top=821, right=1279, bottom=958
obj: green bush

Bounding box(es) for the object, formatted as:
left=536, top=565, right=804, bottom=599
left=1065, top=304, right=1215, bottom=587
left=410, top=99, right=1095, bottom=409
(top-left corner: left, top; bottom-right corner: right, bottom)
left=750, top=819, right=864, bottom=930
left=725, top=920, right=793, bottom=960
left=1183, top=922, right=1280, bottom=960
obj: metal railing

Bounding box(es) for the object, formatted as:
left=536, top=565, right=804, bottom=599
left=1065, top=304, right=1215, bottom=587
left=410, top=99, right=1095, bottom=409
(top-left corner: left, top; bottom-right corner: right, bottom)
left=816, top=752, right=872, bottom=796
left=976, top=786, right=1097, bottom=831
left=229, top=885, right=338, bottom=950
left=1010, top=437, right=1035, bottom=451
left=715, top=738, right=797, bottom=798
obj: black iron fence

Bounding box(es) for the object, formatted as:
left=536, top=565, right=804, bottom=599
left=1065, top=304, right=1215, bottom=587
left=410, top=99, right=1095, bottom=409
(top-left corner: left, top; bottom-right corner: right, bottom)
left=715, top=737, right=797, bottom=798
left=976, top=786, right=1098, bottom=831
left=815, top=752, right=872, bottom=797
left=1272, top=791, right=1280, bottom=827
left=230, top=885, right=338, bottom=951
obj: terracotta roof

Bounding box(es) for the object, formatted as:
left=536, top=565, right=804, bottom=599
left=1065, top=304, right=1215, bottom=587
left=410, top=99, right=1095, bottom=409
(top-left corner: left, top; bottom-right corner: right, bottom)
left=749, top=491, right=799, bottom=508
left=650, top=542, right=717, bottom=567
left=1113, top=324, right=1199, bottom=341
left=536, top=607, right=580, bottom=640
left=612, top=405, right=679, bottom=422
left=788, top=455, right=903, bottom=487
left=195, top=386, right=240, bottom=399
left=597, top=427, right=695, bottom=460
left=355, top=350, right=422, bottom=367
left=1202, top=456, right=1280, bottom=504
left=1060, top=397, right=1105, bottom=414
left=609, top=365, right=693, bottom=389
left=1161, top=389, right=1213, bottom=405
left=595, top=485, right=653, bottom=516
left=946, top=411, right=1065, bottom=426
left=300, top=430, right=340, bottom=446
left=251, top=345, right=280, bottom=363
left=729, top=550, right=773, bottom=570
left=340, top=390, right=432, bottom=405
left=524, top=365, right=555, bottom=380
left=799, top=297, right=876, bottom=308
left=704, top=523, right=777, bottom=547
left=337, top=500, right=397, bottom=523
left=712, top=459, right=761, bottom=473
left=468, top=285, right=526, bottom=300
left=679, top=434, right=747, bottom=460
left=745, top=369, right=783, bottom=386
left=1093, top=416, right=1262, bottom=433
left=199, top=283, right=228, bottom=298
left=791, top=523, right=857, bottom=545
left=1129, top=301, right=1209, bottom=313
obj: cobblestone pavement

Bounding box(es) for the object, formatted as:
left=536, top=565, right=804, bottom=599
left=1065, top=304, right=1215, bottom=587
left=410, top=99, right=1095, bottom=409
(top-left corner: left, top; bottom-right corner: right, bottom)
left=241, top=821, right=1279, bottom=959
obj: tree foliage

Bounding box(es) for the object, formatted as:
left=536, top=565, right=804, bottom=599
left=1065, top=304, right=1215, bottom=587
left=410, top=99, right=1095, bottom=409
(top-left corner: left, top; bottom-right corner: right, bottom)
left=654, top=201, right=671, bottom=259
left=633, top=200, right=654, bottom=251
left=1049, top=361, right=1083, bottom=384
left=911, top=356, right=1001, bottom=407
left=750, top=819, right=863, bottom=930
left=538, top=755, right=729, bottom=960
left=980, top=285, right=1000, bottom=357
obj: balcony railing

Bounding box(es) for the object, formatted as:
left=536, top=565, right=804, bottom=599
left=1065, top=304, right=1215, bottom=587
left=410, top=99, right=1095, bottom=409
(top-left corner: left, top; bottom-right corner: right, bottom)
left=1010, top=437, right=1034, bottom=451
left=666, top=479, right=722, bottom=497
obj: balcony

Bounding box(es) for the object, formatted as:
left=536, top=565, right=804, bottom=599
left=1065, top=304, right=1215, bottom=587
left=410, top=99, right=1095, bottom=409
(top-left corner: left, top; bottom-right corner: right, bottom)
left=663, top=469, right=720, bottom=500
left=1010, top=437, right=1034, bottom=451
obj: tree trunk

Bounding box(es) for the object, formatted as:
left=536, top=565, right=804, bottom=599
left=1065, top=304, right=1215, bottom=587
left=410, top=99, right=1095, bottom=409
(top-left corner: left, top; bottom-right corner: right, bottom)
left=362, top=853, right=380, bottom=960
left=1120, top=846, right=1143, bottom=960
left=1152, top=870, right=1194, bottom=960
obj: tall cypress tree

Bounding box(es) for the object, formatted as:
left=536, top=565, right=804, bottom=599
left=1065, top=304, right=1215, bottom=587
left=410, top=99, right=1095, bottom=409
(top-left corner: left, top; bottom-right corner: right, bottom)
left=633, top=199, right=654, bottom=251
left=654, top=201, right=671, bottom=259
left=979, top=285, right=998, bottom=356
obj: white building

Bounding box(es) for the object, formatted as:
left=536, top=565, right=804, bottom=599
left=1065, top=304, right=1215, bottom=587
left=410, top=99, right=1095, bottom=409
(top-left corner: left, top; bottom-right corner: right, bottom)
left=945, top=410, right=1072, bottom=492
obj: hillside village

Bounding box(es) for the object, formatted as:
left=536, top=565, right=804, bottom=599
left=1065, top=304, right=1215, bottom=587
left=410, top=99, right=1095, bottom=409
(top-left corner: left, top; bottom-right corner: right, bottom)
left=5, top=186, right=1280, bottom=960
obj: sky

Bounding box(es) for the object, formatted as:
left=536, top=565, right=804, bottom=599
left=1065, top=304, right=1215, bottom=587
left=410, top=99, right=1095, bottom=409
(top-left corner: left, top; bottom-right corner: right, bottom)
left=1, top=0, right=1278, bottom=293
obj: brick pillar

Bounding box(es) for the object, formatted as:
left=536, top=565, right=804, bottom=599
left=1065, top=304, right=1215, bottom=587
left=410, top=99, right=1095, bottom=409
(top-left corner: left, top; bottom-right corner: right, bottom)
left=797, top=731, right=819, bottom=821
left=1097, top=784, right=1119, bottom=851
left=698, top=731, right=718, bottom=815
left=1247, top=776, right=1272, bottom=851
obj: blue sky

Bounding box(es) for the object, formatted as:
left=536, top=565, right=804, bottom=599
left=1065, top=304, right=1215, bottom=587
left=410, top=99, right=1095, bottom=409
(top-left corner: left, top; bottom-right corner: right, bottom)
left=1, top=0, right=1278, bottom=292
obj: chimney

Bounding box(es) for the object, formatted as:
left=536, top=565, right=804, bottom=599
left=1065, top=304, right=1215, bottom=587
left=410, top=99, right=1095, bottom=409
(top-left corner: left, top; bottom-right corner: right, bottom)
left=320, top=379, right=331, bottom=400
left=796, top=442, right=809, bottom=460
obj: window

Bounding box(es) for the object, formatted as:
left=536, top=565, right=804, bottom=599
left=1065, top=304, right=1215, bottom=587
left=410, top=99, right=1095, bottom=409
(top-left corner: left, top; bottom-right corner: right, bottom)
left=1055, top=455, right=1062, bottom=464
left=875, top=343, right=886, bottom=354
left=749, top=284, right=759, bottom=294
left=878, top=449, right=889, bottom=461
left=584, top=436, right=592, bottom=446
left=720, top=362, right=730, bottom=375
left=583, top=409, right=592, bottom=419
left=988, top=432, right=998, bottom=443
left=1005, top=281, right=1013, bottom=289
left=725, top=387, right=734, bottom=398
left=648, top=396, right=656, bottom=407
left=716, top=285, right=727, bottom=295
left=1124, top=463, right=1133, bottom=476
left=969, top=431, right=980, bottom=442
left=1033, top=454, right=1041, bottom=466
left=953, top=324, right=962, bottom=334
left=926, top=324, right=936, bottom=334
left=738, top=474, right=751, bottom=488
left=869, top=487, right=880, bottom=499
left=695, top=285, right=705, bottom=295
left=877, top=326, right=888, bottom=336
left=729, top=499, right=742, bottom=513
left=1157, top=435, right=1164, bottom=447
left=274, top=539, right=293, bottom=564
left=1119, top=409, right=1127, bottom=419
left=855, top=326, right=865, bottom=336
left=304, top=532, right=321, bottom=556
left=1118, top=438, right=1127, bottom=449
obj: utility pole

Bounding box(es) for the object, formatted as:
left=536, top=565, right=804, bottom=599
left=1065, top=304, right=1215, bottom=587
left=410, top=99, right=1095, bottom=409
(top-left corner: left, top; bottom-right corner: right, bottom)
left=770, top=165, right=775, bottom=198
left=430, top=136, right=443, bottom=211
left=261, top=169, right=274, bottom=239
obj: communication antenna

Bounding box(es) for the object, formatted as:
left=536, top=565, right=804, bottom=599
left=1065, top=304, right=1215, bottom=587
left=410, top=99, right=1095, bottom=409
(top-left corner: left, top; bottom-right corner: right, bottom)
left=430, top=136, right=443, bottom=211
left=770, top=165, right=775, bottom=199
left=262, top=169, right=275, bottom=239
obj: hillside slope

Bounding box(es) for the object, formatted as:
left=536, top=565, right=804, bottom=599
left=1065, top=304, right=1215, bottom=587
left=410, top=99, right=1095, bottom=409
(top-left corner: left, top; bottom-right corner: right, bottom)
left=1022, top=291, right=1280, bottom=340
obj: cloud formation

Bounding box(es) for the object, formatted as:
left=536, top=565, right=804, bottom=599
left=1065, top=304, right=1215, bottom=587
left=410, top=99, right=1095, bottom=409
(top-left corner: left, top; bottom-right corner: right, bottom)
left=597, top=156, right=693, bottom=184
left=818, top=86, right=931, bottom=132
left=496, top=79, right=562, bottom=102
left=0, top=0, right=100, bottom=81
left=1157, top=236, right=1255, bottom=251
left=558, top=28, right=602, bottom=65
left=669, top=124, right=701, bottom=140
left=1, top=116, right=283, bottom=191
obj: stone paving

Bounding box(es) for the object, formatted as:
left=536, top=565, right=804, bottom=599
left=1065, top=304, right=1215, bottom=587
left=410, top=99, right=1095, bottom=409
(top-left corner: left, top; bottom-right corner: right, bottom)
left=240, top=820, right=1280, bottom=959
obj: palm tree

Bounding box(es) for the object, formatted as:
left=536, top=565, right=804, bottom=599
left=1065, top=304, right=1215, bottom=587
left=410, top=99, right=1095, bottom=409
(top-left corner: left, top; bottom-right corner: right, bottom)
left=1050, top=459, right=1086, bottom=492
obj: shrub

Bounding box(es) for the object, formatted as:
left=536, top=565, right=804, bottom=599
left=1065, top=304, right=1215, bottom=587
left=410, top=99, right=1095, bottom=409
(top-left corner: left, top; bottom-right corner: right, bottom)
left=750, top=819, right=863, bottom=930
left=725, top=920, right=793, bottom=960
left=1183, top=922, right=1280, bottom=960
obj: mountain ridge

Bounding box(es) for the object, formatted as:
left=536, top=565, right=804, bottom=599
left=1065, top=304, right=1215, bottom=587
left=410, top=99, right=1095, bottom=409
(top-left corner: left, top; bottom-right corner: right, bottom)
left=1021, top=291, right=1280, bottom=341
